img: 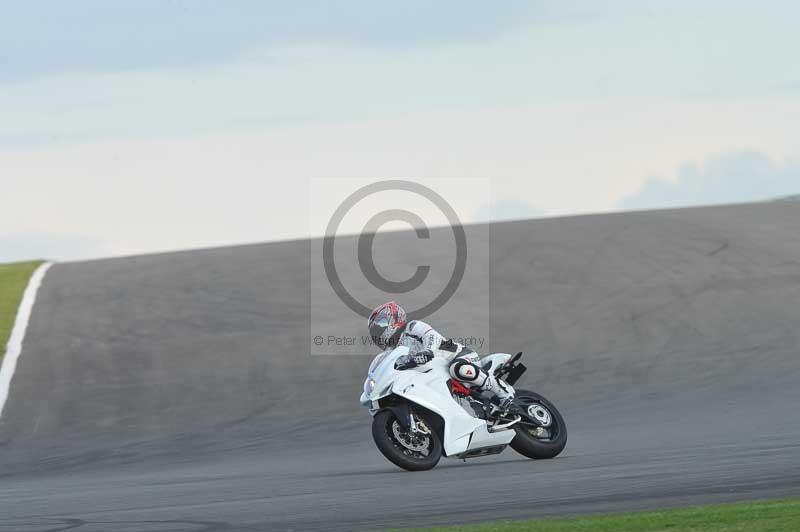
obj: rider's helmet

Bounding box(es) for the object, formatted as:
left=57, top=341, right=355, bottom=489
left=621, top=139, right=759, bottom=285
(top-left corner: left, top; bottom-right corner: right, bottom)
left=368, top=301, right=407, bottom=350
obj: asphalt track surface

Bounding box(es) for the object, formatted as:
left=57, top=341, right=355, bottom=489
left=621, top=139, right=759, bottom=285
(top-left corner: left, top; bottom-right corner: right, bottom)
left=2, top=202, right=800, bottom=531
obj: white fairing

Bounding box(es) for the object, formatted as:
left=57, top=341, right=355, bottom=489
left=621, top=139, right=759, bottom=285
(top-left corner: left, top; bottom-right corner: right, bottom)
left=479, top=353, right=512, bottom=374
left=360, top=347, right=515, bottom=456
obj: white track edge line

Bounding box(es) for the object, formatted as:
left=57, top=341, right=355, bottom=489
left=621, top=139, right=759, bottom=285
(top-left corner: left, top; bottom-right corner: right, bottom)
left=0, top=262, right=53, bottom=417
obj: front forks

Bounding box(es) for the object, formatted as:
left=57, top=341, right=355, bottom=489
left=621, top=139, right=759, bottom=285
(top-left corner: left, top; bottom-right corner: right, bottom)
left=409, top=410, right=431, bottom=435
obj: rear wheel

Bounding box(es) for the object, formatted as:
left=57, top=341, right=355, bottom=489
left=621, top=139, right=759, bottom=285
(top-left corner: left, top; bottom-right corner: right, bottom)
left=371, top=409, right=442, bottom=471
left=509, top=389, right=567, bottom=459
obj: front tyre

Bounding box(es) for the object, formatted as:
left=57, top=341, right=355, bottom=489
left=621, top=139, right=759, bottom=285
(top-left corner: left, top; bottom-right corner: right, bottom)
left=371, top=409, right=442, bottom=471
left=509, top=389, right=567, bottom=459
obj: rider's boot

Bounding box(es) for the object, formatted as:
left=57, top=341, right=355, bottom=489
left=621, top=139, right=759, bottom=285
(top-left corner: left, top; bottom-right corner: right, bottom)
left=483, top=373, right=515, bottom=414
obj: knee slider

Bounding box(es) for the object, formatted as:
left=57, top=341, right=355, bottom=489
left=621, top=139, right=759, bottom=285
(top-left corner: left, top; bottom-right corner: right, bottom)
left=450, top=360, right=487, bottom=386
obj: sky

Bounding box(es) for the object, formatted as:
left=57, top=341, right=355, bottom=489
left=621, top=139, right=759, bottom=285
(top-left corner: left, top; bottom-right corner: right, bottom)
left=2, top=1, right=800, bottom=262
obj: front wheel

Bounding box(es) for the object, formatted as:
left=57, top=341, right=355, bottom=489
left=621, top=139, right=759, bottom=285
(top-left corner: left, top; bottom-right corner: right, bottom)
left=372, top=409, right=442, bottom=471
left=509, top=389, right=567, bottom=459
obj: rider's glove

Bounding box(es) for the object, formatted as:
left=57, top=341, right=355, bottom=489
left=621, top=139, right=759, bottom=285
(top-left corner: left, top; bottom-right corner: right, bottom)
left=411, top=350, right=434, bottom=365
left=395, top=350, right=434, bottom=370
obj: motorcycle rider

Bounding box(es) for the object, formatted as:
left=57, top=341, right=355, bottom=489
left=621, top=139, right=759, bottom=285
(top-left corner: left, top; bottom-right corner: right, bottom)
left=368, top=301, right=515, bottom=411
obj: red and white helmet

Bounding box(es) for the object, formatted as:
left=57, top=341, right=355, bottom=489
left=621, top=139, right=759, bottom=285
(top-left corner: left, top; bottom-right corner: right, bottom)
left=368, top=301, right=407, bottom=349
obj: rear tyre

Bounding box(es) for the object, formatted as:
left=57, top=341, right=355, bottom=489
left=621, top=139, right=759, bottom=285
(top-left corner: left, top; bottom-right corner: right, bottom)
left=509, top=389, right=567, bottom=459
left=372, top=409, right=442, bottom=471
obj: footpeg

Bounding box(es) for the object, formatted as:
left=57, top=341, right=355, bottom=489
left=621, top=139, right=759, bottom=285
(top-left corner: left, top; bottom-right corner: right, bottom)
left=486, top=415, right=521, bottom=433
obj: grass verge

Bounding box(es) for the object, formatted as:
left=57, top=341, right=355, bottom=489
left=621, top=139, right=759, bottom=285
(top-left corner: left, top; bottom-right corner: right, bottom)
left=0, top=261, right=44, bottom=361
left=392, top=498, right=800, bottom=532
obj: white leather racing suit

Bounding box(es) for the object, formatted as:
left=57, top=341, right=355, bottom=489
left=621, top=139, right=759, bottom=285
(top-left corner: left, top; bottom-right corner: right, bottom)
left=395, top=320, right=515, bottom=408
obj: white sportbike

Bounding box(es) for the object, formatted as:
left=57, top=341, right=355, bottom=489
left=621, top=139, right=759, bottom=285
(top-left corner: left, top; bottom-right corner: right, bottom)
left=360, top=347, right=567, bottom=471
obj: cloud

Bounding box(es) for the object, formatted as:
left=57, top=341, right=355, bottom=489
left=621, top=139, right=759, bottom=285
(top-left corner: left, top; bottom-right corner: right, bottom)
left=618, top=151, right=800, bottom=211
left=1, top=1, right=548, bottom=83
left=475, top=199, right=542, bottom=223
left=3, top=100, right=800, bottom=262
left=4, top=2, right=800, bottom=150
